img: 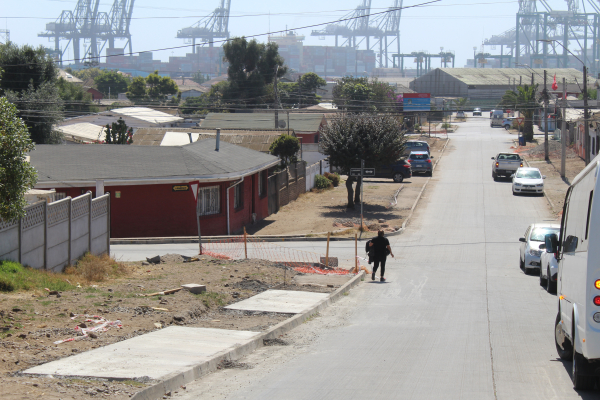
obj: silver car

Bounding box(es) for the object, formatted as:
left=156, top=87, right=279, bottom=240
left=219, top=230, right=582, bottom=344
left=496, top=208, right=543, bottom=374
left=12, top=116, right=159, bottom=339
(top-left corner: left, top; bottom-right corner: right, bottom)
left=519, top=223, right=560, bottom=275
left=407, top=151, right=433, bottom=176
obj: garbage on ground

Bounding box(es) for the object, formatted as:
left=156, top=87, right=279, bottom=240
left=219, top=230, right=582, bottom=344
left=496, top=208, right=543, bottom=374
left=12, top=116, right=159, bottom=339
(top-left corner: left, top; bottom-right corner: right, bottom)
left=54, top=314, right=122, bottom=344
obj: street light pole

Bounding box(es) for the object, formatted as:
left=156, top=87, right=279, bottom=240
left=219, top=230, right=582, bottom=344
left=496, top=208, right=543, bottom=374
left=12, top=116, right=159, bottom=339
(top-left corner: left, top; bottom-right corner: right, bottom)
left=561, top=77, right=567, bottom=178
left=544, top=70, right=549, bottom=161
left=537, top=39, right=590, bottom=165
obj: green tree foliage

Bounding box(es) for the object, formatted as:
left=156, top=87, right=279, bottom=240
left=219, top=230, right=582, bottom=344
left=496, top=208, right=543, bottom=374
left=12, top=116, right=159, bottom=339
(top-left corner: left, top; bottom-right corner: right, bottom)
left=56, top=77, right=99, bottom=116
left=191, top=71, right=209, bottom=85
left=500, top=84, right=538, bottom=141
left=146, top=71, right=179, bottom=100
left=333, top=76, right=397, bottom=113
left=321, top=114, right=406, bottom=208
left=94, top=70, right=130, bottom=97
left=578, top=89, right=597, bottom=100
left=104, top=118, right=133, bottom=144
left=299, top=72, right=326, bottom=94
left=222, top=37, right=287, bottom=105
left=0, top=43, right=64, bottom=144
left=453, top=97, right=468, bottom=110
left=126, top=76, right=147, bottom=100
left=67, top=67, right=102, bottom=82
left=269, top=134, right=300, bottom=167
left=0, top=97, right=38, bottom=221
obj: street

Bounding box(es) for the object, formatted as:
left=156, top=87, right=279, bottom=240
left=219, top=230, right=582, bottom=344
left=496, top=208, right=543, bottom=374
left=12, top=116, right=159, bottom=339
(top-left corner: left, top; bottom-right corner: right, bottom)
left=117, top=116, right=584, bottom=399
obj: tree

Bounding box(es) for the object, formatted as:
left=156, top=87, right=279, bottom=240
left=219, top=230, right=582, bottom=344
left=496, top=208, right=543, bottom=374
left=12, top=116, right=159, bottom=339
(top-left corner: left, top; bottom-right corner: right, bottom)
left=94, top=70, right=130, bottom=97
left=191, top=71, right=209, bottom=85
left=500, top=84, right=538, bottom=141
left=321, top=114, right=406, bottom=208
left=104, top=118, right=132, bottom=144
left=67, top=67, right=102, bottom=82
left=0, top=97, right=38, bottom=221
left=126, top=76, right=147, bottom=100
left=0, top=43, right=64, bottom=144
left=222, top=37, right=287, bottom=105
left=453, top=97, right=468, bottom=110
left=333, top=77, right=397, bottom=113
left=57, top=77, right=99, bottom=116
left=299, top=72, right=326, bottom=95
left=269, top=134, right=300, bottom=167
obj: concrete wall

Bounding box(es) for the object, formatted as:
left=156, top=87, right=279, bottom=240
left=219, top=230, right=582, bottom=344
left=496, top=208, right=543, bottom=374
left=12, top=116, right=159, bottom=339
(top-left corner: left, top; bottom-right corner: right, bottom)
left=0, top=193, right=110, bottom=271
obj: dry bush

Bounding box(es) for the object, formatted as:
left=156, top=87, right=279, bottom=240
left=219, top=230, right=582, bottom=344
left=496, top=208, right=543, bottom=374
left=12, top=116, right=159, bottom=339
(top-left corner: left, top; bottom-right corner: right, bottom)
left=65, top=253, right=128, bottom=283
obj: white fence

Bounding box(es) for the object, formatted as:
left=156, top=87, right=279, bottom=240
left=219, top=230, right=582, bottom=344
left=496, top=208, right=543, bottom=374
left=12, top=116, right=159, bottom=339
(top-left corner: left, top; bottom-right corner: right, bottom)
left=0, top=193, right=110, bottom=272
left=305, top=159, right=331, bottom=191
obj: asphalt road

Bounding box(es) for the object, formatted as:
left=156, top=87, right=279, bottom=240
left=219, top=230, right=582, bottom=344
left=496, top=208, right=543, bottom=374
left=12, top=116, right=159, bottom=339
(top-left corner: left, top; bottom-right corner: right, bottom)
left=171, top=115, right=593, bottom=400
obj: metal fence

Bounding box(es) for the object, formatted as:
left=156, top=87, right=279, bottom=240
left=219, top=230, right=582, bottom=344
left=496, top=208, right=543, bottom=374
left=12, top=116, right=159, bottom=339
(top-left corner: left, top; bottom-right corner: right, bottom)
left=305, top=159, right=331, bottom=192
left=0, top=192, right=110, bottom=272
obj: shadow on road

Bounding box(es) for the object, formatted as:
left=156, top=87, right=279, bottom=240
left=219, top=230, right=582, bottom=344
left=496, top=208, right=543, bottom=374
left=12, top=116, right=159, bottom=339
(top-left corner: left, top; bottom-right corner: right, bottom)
left=550, top=358, right=600, bottom=398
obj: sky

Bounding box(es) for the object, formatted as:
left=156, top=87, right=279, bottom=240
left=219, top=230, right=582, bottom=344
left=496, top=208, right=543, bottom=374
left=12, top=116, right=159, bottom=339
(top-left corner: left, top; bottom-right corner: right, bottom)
left=0, top=0, right=588, bottom=68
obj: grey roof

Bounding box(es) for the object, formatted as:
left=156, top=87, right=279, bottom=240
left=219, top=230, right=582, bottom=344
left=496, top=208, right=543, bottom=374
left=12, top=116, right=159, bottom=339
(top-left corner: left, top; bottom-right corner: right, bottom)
left=30, top=140, right=279, bottom=184
left=201, top=113, right=326, bottom=132
left=131, top=128, right=287, bottom=149
left=420, top=68, right=591, bottom=86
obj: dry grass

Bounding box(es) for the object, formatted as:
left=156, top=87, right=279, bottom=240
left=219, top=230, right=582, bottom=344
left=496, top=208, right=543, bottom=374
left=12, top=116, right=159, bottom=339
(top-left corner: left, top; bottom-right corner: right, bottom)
left=65, top=253, right=128, bottom=283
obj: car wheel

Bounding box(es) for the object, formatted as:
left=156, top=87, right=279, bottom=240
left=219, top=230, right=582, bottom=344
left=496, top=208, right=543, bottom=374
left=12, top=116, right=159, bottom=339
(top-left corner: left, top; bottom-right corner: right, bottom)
left=540, top=267, right=547, bottom=287
left=504, top=125, right=510, bottom=130
left=520, top=256, right=524, bottom=270
left=392, top=173, right=404, bottom=183
left=492, top=171, right=497, bottom=181
left=427, top=171, right=432, bottom=177
left=573, top=348, right=595, bottom=390
left=513, top=189, right=518, bottom=196
left=547, top=267, right=556, bottom=294
left=555, top=312, right=573, bottom=361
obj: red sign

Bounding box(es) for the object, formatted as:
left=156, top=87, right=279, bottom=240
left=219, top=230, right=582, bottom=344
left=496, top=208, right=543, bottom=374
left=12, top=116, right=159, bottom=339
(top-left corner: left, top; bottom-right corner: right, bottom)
left=404, top=93, right=430, bottom=98
left=516, top=118, right=524, bottom=126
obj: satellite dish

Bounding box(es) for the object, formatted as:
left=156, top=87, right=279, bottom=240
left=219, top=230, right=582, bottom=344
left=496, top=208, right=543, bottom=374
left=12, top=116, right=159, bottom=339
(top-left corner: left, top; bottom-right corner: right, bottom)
left=278, top=120, right=286, bottom=129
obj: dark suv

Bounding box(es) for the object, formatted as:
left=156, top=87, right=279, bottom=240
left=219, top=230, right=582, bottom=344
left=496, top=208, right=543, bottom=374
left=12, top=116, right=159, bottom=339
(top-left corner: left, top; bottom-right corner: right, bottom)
left=374, top=159, right=412, bottom=183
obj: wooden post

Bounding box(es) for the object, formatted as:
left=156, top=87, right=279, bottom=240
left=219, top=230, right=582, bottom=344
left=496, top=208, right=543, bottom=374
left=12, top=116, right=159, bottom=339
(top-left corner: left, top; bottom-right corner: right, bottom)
left=355, top=233, right=358, bottom=273
left=325, top=232, right=330, bottom=268
left=243, top=227, right=248, bottom=259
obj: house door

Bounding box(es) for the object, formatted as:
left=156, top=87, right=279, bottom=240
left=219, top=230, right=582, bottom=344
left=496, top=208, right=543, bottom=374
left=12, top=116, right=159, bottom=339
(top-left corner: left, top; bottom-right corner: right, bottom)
left=267, top=174, right=278, bottom=215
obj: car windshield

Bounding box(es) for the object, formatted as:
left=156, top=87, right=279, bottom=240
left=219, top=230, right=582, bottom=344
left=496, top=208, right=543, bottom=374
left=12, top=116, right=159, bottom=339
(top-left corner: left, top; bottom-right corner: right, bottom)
left=516, top=170, right=542, bottom=179
left=410, top=154, right=428, bottom=160
left=408, top=142, right=425, bottom=148
left=530, top=227, right=559, bottom=242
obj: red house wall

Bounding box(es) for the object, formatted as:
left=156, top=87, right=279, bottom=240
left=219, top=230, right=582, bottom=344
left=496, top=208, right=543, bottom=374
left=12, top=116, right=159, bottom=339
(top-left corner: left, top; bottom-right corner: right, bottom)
left=51, top=170, right=270, bottom=238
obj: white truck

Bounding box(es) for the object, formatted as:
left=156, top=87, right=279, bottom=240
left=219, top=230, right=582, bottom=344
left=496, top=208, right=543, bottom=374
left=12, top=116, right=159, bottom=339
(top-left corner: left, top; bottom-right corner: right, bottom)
left=491, top=153, right=523, bottom=180
left=546, top=156, right=600, bottom=390
left=490, top=109, right=504, bottom=127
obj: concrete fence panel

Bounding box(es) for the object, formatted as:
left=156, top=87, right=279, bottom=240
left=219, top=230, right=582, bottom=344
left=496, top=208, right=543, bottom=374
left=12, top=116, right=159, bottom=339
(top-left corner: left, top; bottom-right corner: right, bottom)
left=0, top=192, right=110, bottom=271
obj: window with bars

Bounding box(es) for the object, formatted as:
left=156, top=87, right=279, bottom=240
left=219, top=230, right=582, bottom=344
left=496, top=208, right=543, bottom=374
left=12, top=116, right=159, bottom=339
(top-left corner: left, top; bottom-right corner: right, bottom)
left=197, top=186, right=220, bottom=216
left=234, top=182, right=243, bottom=209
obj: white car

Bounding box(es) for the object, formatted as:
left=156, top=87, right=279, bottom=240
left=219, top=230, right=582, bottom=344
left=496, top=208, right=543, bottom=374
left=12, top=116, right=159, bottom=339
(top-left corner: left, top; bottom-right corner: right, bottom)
left=539, top=243, right=559, bottom=293
left=519, top=223, right=560, bottom=275
left=512, top=167, right=546, bottom=195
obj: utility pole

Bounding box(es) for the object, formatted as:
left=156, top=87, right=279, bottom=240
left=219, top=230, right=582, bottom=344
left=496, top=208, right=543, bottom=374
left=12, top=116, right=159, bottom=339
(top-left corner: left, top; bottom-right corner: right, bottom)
left=561, top=77, right=567, bottom=178
left=584, top=66, right=590, bottom=165
left=274, top=65, right=280, bottom=129
left=544, top=70, right=549, bottom=161
left=531, top=72, right=534, bottom=86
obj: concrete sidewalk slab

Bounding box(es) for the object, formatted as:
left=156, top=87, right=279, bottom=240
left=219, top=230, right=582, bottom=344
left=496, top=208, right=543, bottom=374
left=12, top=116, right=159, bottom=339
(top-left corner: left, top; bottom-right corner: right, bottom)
left=23, top=327, right=260, bottom=380
left=292, top=274, right=352, bottom=287
left=224, top=289, right=329, bottom=314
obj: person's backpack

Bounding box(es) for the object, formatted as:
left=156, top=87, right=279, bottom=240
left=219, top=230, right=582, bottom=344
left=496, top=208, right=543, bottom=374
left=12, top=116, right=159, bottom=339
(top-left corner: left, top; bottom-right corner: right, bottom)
left=365, top=240, right=371, bottom=254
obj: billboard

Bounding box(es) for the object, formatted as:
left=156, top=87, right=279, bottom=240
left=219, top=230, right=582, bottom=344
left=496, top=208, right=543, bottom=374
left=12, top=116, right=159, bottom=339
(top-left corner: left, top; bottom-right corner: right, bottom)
left=403, top=93, right=431, bottom=112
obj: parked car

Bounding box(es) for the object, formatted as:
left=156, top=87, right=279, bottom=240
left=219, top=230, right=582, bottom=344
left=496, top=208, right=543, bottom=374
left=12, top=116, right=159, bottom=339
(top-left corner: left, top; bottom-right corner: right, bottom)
left=519, top=223, right=560, bottom=275
left=407, top=151, right=433, bottom=176
left=491, top=153, right=523, bottom=180
left=473, top=107, right=482, bottom=116
left=403, top=140, right=430, bottom=156
left=456, top=111, right=465, bottom=118
left=550, top=157, right=600, bottom=389
left=539, top=240, right=559, bottom=293
left=512, top=167, right=545, bottom=195
left=373, top=159, right=412, bottom=183
left=502, top=117, right=514, bottom=130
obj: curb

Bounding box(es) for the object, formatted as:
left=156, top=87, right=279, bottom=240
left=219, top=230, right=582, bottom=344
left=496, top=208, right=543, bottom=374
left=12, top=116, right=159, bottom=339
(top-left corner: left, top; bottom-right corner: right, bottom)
left=522, top=157, right=557, bottom=214
left=131, top=270, right=365, bottom=400
left=113, top=138, right=451, bottom=246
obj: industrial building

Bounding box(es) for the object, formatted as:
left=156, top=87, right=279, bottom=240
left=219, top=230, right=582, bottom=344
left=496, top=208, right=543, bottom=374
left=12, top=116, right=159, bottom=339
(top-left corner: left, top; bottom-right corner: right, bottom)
left=409, top=68, right=591, bottom=103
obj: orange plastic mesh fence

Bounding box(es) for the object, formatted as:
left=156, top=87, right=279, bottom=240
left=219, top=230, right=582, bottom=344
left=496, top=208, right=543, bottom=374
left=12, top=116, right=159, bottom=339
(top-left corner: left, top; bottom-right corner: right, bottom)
left=200, top=236, right=367, bottom=275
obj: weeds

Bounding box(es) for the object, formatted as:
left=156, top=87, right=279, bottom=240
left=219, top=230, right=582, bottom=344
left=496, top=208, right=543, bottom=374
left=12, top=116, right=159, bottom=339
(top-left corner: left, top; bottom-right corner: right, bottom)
left=0, top=260, right=74, bottom=293
left=65, top=253, right=128, bottom=283
left=197, top=291, right=227, bottom=308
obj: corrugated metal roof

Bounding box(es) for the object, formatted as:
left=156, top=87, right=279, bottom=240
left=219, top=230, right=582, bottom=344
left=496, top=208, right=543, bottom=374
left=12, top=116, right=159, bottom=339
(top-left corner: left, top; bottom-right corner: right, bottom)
left=201, top=112, right=325, bottom=132
left=56, top=122, right=106, bottom=142
left=425, top=68, right=590, bottom=86
left=111, top=107, right=183, bottom=124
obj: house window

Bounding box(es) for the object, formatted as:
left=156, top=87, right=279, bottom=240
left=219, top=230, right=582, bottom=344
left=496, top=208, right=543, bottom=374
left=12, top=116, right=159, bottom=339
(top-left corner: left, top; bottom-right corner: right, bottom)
left=258, top=171, right=265, bottom=197
left=197, top=186, right=220, bottom=216
left=234, top=182, right=243, bottom=209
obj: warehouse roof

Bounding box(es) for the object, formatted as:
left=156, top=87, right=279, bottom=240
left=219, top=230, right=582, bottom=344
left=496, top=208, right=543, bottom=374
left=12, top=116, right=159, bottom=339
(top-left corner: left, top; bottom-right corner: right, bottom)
left=110, top=107, right=183, bottom=124
left=201, top=112, right=326, bottom=132
left=30, top=140, right=279, bottom=185
left=419, top=68, right=590, bottom=86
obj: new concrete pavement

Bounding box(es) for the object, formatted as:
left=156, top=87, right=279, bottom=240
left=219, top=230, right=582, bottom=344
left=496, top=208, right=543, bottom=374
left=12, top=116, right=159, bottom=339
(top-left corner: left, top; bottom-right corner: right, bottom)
left=170, top=116, right=590, bottom=400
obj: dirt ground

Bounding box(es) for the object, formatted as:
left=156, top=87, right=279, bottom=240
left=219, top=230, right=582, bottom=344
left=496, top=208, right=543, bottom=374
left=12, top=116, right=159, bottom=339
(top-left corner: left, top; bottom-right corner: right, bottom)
left=0, top=255, right=347, bottom=399
left=247, top=136, right=448, bottom=238
left=510, top=137, right=586, bottom=217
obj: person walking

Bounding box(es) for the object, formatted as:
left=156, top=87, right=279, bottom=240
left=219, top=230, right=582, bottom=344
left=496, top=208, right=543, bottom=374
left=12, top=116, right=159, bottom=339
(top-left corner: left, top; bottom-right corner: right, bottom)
left=369, top=230, right=394, bottom=282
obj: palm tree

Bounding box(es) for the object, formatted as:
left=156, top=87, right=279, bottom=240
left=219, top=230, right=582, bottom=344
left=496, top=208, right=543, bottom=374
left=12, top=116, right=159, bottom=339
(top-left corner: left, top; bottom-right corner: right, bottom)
left=500, top=84, right=538, bottom=141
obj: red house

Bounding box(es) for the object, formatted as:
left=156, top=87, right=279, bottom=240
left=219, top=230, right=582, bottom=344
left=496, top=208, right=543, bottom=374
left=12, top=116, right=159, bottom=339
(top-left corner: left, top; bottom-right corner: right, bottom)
left=86, top=87, right=104, bottom=100
left=29, top=138, right=280, bottom=238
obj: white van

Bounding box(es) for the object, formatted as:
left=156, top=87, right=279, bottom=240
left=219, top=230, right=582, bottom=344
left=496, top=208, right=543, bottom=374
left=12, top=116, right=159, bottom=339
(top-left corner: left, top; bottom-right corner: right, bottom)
left=547, top=156, right=600, bottom=390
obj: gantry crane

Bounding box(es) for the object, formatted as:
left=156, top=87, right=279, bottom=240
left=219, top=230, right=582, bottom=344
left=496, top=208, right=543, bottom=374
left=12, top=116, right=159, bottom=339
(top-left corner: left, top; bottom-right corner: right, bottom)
left=177, top=0, right=231, bottom=51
